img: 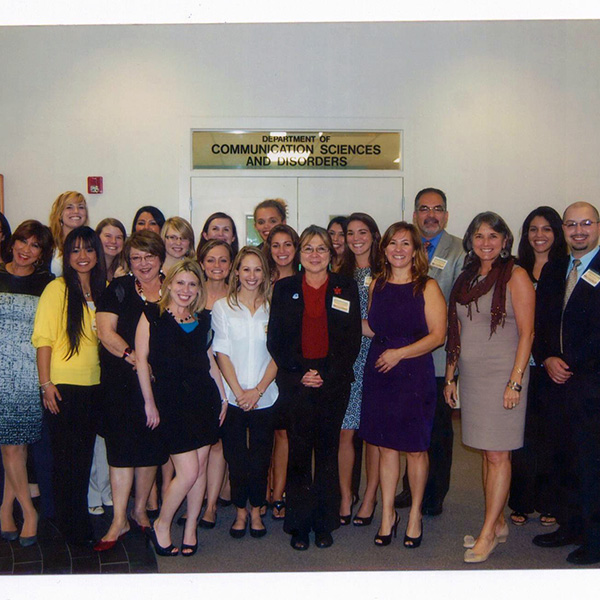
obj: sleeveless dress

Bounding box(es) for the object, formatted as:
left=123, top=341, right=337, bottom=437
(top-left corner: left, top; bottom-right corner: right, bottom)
left=359, top=281, right=436, bottom=452
left=0, top=266, right=54, bottom=444
left=147, top=309, right=221, bottom=455
left=342, top=266, right=372, bottom=430
left=457, top=279, right=528, bottom=451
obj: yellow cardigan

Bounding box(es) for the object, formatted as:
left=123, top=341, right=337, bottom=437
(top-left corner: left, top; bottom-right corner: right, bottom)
left=32, top=278, right=100, bottom=386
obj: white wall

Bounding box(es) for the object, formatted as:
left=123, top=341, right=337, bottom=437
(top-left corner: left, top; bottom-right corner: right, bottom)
left=1, top=20, right=599, bottom=241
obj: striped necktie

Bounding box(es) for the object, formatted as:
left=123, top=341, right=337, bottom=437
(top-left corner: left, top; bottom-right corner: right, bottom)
left=560, top=258, right=581, bottom=352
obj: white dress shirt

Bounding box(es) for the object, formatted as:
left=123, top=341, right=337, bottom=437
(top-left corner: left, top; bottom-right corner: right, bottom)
left=211, top=297, right=278, bottom=409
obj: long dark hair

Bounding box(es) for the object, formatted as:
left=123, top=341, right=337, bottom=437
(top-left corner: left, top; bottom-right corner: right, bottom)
left=95, top=218, right=127, bottom=280
left=0, top=212, right=12, bottom=264
left=62, top=226, right=106, bottom=359
left=339, top=212, right=381, bottom=278
left=264, top=224, right=300, bottom=280
left=517, top=206, right=567, bottom=282
left=197, top=212, right=239, bottom=256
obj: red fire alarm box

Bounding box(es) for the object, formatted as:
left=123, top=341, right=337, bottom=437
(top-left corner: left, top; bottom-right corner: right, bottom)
left=87, top=177, right=103, bottom=194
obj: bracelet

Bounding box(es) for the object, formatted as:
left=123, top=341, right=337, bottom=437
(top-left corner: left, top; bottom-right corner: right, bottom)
left=506, top=380, right=522, bottom=392
left=256, top=387, right=264, bottom=398
left=122, top=346, right=133, bottom=359
left=515, top=366, right=523, bottom=375
left=445, top=379, right=454, bottom=386
left=221, top=399, right=228, bottom=404
left=39, top=381, right=52, bottom=389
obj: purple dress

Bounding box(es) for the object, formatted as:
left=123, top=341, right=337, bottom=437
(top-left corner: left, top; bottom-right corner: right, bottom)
left=359, top=281, right=436, bottom=452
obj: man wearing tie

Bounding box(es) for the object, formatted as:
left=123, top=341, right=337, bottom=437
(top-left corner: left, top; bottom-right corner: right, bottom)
left=532, top=201, right=600, bottom=565
left=395, top=188, right=464, bottom=515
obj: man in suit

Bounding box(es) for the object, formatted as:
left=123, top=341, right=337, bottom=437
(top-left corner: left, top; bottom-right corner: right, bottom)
left=532, top=201, right=600, bottom=565
left=395, top=188, right=465, bottom=515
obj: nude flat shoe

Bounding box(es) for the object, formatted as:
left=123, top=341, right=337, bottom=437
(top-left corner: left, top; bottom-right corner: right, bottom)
left=464, top=536, right=499, bottom=563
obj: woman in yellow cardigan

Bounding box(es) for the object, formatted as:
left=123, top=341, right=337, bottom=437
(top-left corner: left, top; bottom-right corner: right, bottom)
left=32, top=226, right=106, bottom=546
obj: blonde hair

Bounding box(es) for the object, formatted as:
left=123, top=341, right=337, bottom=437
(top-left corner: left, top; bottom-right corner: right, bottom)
left=227, top=246, right=271, bottom=309
left=49, top=191, right=88, bottom=254
left=159, top=258, right=206, bottom=316
left=160, top=216, right=196, bottom=259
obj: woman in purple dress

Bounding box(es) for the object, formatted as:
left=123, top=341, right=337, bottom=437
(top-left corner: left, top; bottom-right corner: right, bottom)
left=360, top=222, right=446, bottom=549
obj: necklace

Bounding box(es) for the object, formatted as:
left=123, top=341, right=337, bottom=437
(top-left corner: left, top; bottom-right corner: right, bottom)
left=135, top=272, right=164, bottom=303
left=84, top=291, right=91, bottom=299
left=166, top=308, right=195, bottom=323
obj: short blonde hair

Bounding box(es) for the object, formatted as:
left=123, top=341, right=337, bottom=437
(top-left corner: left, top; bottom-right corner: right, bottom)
left=159, top=258, right=206, bottom=316
left=161, top=217, right=196, bottom=259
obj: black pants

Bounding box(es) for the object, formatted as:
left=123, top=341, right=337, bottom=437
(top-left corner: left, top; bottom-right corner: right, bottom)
left=45, top=384, right=97, bottom=544
left=284, top=380, right=349, bottom=536
left=509, top=366, right=554, bottom=514
left=401, top=377, right=453, bottom=509
left=221, top=404, right=276, bottom=509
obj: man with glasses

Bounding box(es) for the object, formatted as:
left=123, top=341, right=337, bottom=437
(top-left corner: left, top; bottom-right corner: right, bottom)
left=532, top=201, right=600, bottom=564
left=395, top=188, right=464, bottom=515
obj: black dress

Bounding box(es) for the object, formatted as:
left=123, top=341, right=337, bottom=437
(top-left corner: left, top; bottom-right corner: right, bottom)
left=96, top=275, right=168, bottom=468
left=147, top=308, right=221, bottom=455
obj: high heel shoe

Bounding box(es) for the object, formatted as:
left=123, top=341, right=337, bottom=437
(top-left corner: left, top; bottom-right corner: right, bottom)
left=1, top=529, right=19, bottom=541
left=181, top=532, right=198, bottom=557
left=403, top=520, right=423, bottom=549
left=464, top=523, right=508, bottom=549
left=339, top=496, right=358, bottom=526
left=374, top=511, right=400, bottom=546
left=147, top=527, right=179, bottom=556
left=19, top=535, right=38, bottom=547
left=464, top=536, right=499, bottom=563
left=353, top=502, right=377, bottom=527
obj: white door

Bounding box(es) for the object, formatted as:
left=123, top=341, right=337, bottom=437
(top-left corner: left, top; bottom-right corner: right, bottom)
left=191, top=177, right=298, bottom=246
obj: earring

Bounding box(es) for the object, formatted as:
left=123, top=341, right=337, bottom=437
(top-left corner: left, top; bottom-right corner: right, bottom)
left=500, top=249, right=509, bottom=259
left=467, top=249, right=474, bottom=258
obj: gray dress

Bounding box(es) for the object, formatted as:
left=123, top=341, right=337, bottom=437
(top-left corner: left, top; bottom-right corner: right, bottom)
left=342, top=267, right=371, bottom=430
left=457, top=279, right=528, bottom=451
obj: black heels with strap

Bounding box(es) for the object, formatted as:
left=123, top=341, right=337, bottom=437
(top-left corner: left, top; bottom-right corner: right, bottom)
left=353, top=502, right=378, bottom=527
left=374, top=511, right=400, bottom=546
left=404, top=520, right=423, bottom=548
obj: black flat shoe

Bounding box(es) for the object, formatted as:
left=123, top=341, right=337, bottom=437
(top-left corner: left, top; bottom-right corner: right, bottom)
left=566, top=545, right=600, bottom=565
left=0, top=529, right=19, bottom=541
left=147, top=528, right=179, bottom=556
left=217, top=497, right=232, bottom=508
left=315, top=532, right=333, bottom=548
left=199, top=517, right=216, bottom=529
left=403, top=520, right=423, bottom=549
left=290, top=532, right=310, bottom=551
left=353, top=502, right=377, bottom=527
left=229, top=517, right=247, bottom=539
left=533, top=527, right=581, bottom=548
left=374, top=512, right=400, bottom=547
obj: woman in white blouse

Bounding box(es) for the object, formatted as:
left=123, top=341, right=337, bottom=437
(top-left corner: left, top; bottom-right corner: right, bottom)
left=211, top=246, right=278, bottom=539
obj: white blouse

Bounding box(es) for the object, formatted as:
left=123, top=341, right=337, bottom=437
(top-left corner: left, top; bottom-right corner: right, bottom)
left=211, top=297, right=278, bottom=409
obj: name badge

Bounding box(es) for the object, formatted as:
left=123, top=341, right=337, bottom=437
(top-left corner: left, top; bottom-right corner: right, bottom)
left=430, top=256, right=447, bottom=270
left=582, top=269, right=600, bottom=287
left=332, top=296, right=350, bottom=313
left=364, top=275, right=373, bottom=287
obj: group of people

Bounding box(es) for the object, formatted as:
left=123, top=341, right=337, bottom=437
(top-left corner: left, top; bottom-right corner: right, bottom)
left=1, top=188, right=600, bottom=566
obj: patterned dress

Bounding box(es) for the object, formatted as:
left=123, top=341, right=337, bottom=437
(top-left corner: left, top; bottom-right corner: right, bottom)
left=0, top=264, right=54, bottom=444
left=342, top=267, right=371, bottom=430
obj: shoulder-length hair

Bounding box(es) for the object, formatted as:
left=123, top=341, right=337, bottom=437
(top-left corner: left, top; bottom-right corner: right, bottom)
left=377, top=222, right=429, bottom=296
left=158, top=258, right=206, bottom=316
left=197, top=212, right=239, bottom=256
left=339, top=212, right=382, bottom=278
left=161, top=216, right=196, bottom=259
left=298, top=225, right=335, bottom=257
left=95, top=218, right=127, bottom=280
left=49, top=191, right=89, bottom=255
left=131, top=206, right=166, bottom=233
left=227, top=246, right=271, bottom=309
left=0, top=212, right=12, bottom=264
left=9, top=220, right=54, bottom=269
left=62, top=226, right=106, bottom=359
left=264, top=224, right=300, bottom=280
left=462, top=211, right=514, bottom=274
left=197, top=238, right=236, bottom=280
left=517, top=206, right=567, bottom=281
left=123, top=230, right=166, bottom=271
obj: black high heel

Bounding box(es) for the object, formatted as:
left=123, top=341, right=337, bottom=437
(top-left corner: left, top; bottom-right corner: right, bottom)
left=403, top=519, right=423, bottom=549
left=147, top=527, right=179, bottom=556
left=181, top=538, right=198, bottom=557
left=353, top=502, right=378, bottom=527
left=374, top=511, right=400, bottom=547
left=340, top=496, right=358, bottom=525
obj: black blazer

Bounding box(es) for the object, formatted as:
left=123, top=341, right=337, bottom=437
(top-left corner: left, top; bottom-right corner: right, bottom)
left=267, top=272, right=362, bottom=392
left=534, top=250, right=600, bottom=397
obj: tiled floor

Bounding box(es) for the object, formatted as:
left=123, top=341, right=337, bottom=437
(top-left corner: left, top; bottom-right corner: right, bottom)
left=0, top=507, right=157, bottom=575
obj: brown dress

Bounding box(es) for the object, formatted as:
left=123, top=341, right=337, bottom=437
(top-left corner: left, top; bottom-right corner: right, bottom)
left=457, top=278, right=528, bottom=451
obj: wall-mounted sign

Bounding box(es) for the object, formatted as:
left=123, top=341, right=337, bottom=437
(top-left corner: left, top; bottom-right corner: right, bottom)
left=192, top=131, right=402, bottom=170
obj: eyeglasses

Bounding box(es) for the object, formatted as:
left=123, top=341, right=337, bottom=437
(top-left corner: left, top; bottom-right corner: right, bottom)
left=165, top=234, right=185, bottom=243
left=563, top=220, right=599, bottom=230
left=300, top=246, right=330, bottom=255
left=417, top=205, right=446, bottom=213
left=130, top=254, right=159, bottom=265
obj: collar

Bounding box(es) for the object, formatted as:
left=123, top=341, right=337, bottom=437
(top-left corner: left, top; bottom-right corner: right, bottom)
left=422, top=231, right=444, bottom=259
left=567, top=246, right=600, bottom=282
